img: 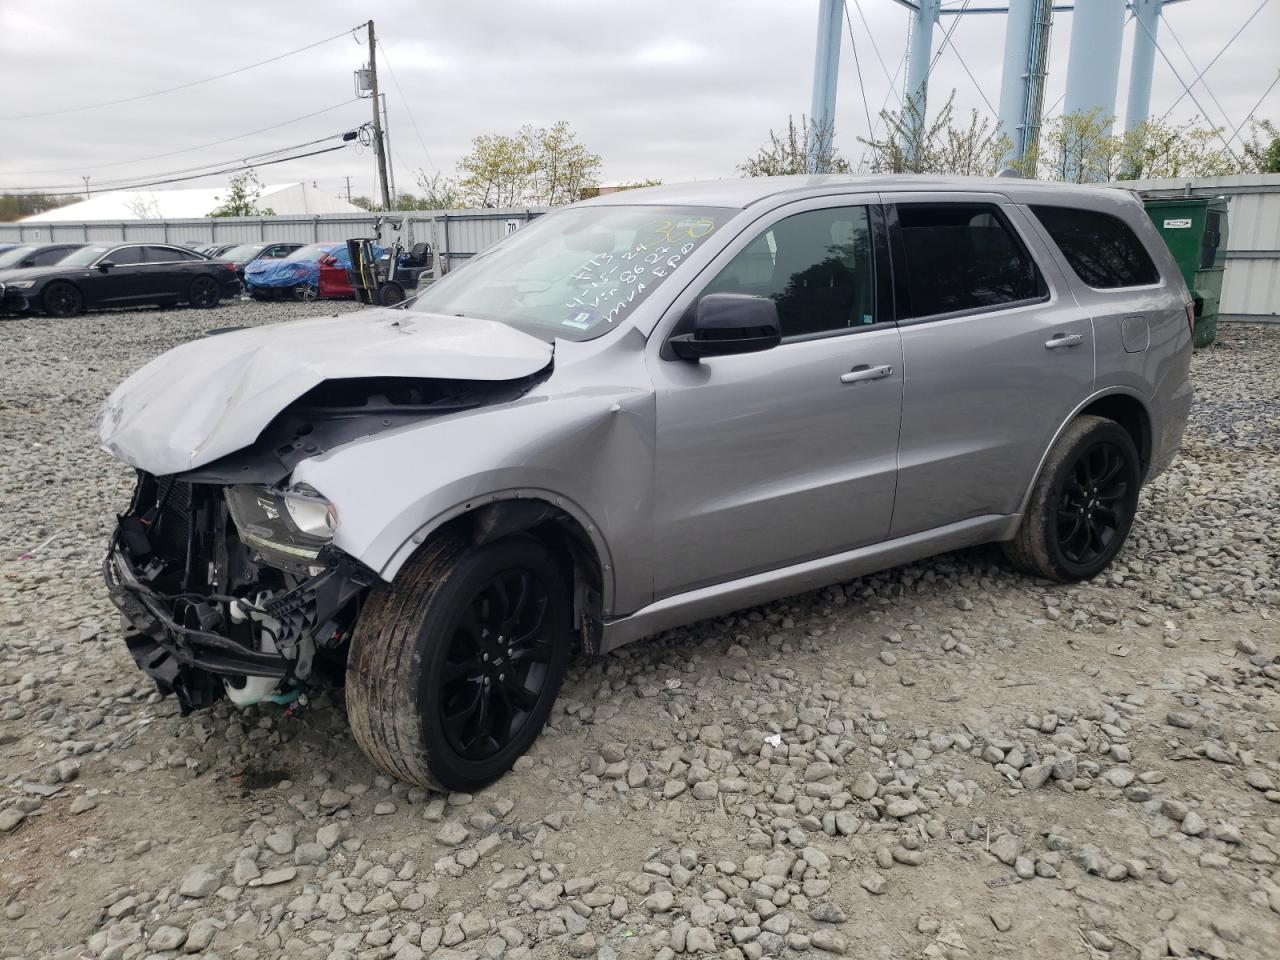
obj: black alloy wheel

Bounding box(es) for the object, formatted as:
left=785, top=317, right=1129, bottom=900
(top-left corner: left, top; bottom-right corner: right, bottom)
left=439, top=567, right=555, bottom=761
left=1002, top=414, right=1141, bottom=583
left=42, top=281, right=83, bottom=318
left=1055, top=440, right=1129, bottom=567
left=189, top=276, right=221, bottom=309
left=345, top=533, right=571, bottom=790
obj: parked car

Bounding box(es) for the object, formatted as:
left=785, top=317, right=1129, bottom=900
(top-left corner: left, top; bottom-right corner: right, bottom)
left=0, top=242, right=85, bottom=274
left=217, top=241, right=304, bottom=285
left=99, top=176, right=1193, bottom=790
left=244, top=242, right=379, bottom=301
left=0, top=241, right=241, bottom=317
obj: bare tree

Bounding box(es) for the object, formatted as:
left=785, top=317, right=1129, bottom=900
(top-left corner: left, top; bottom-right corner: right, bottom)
left=859, top=91, right=1011, bottom=176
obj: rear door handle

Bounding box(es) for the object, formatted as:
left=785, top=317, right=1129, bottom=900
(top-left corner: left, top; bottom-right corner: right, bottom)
left=840, top=363, right=894, bottom=384
left=1045, top=333, right=1084, bottom=349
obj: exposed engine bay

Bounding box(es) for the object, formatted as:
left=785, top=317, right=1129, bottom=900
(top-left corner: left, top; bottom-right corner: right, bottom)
left=104, top=371, right=550, bottom=712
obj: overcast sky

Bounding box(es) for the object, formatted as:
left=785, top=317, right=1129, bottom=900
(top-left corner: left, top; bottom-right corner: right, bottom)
left=1, top=0, right=1276, bottom=204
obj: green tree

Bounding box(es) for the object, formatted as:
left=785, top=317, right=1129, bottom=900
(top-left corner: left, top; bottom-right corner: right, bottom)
left=1241, top=119, right=1280, bottom=173
left=209, top=170, right=275, bottom=217
left=412, top=171, right=464, bottom=209
left=456, top=122, right=602, bottom=207
left=349, top=195, right=376, bottom=211
left=0, top=192, right=78, bottom=221
left=739, top=115, right=851, bottom=177
left=1117, top=117, right=1241, bottom=180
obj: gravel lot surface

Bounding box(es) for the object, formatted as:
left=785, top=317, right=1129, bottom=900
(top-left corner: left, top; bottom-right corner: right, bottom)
left=2, top=302, right=1279, bottom=960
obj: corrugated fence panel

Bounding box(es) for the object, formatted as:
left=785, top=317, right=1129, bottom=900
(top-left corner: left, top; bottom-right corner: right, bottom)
left=0, top=209, right=548, bottom=263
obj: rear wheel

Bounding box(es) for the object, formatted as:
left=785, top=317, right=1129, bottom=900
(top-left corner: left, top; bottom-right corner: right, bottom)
left=296, top=282, right=318, bottom=302
left=189, top=275, right=221, bottom=309
left=346, top=534, right=571, bottom=790
left=1002, top=415, right=1140, bottom=582
left=42, top=281, right=83, bottom=318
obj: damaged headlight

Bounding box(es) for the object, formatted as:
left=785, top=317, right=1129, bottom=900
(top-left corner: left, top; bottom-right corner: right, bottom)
left=225, top=482, right=338, bottom=566
left=283, top=483, right=338, bottom=538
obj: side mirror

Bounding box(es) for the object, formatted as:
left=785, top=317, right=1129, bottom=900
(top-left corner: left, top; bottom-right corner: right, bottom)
left=669, top=293, right=781, bottom=361
left=97, top=260, right=115, bottom=272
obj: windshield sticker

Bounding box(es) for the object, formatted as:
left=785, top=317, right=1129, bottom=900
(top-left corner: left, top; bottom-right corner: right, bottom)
left=564, top=225, right=711, bottom=326
left=562, top=311, right=595, bottom=330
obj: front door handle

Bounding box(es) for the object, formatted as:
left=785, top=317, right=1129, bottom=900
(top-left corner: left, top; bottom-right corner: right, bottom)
left=1045, top=333, right=1084, bottom=349
left=840, top=363, right=894, bottom=384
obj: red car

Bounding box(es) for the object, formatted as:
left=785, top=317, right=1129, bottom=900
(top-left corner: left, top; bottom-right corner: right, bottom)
left=318, top=249, right=356, bottom=299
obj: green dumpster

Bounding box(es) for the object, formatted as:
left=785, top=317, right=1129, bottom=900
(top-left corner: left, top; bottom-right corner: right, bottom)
left=1141, top=195, right=1228, bottom=347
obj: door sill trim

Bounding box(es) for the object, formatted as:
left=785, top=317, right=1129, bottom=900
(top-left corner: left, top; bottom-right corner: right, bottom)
left=599, top=513, right=1019, bottom=654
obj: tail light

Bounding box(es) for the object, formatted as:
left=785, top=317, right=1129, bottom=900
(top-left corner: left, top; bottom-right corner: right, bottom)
left=225, top=263, right=237, bottom=272
left=1184, top=301, right=1195, bottom=333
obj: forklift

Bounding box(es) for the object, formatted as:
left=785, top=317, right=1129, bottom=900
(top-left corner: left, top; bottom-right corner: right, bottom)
left=346, top=216, right=431, bottom=307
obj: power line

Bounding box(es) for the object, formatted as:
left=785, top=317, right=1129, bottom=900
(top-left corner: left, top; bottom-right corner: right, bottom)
left=375, top=38, right=438, bottom=175
left=1133, top=13, right=1241, bottom=163
left=842, top=3, right=876, bottom=138
left=0, top=26, right=362, bottom=121
left=853, top=0, right=904, bottom=107
left=1163, top=19, right=1236, bottom=132
left=17, top=144, right=353, bottom=198
left=1157, top=0, right=1268, bottom=123
left=0, top=100, right=363, bottom=177
left=9, top=132, right=358, bottom=194
left=1226, top=69, right=1280, bottom=147
left=935, top=14, right=998, bottom=117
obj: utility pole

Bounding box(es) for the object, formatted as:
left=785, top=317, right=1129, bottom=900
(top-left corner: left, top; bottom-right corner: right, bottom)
left=380, top=92, right=398, bottom=207
left=82, top=176, right=90, bottom=198
left=344, top=176, right=353, bottom=204
left=366, top=19, right=392, bottom=211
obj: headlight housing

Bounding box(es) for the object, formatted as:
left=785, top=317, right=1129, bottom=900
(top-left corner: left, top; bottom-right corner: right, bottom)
left=283, top=483, right=338, bottom=538
left=8, top=280, right=35, bottom=289
left=225, top=482, right=338, bottom=568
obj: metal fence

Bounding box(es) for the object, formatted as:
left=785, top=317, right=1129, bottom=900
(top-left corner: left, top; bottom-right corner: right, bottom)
left=0, top=207, right=548, bottom=275
left=1116, top=173, right=1280, bottom=324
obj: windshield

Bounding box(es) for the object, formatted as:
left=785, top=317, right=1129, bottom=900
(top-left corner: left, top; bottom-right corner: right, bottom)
left=59, top=244, right=114, bottom=267
left=221, top=243, right=266, bottom=261
left=286, top=244, right=335, bottom=263
left=0, top=245, right=37, bottom=267
left=409, top=204, right=734, bottom=341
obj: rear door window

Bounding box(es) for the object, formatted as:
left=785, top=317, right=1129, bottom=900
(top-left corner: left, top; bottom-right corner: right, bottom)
left=1030, top=205, right=1159, bottom=288
left=894, top=203, right=1044, bottom=319
left=106, top=246, right=145, bottom=265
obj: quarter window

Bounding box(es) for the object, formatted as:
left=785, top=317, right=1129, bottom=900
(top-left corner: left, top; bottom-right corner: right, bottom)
left=1030, top=205, right=1159, bottom=288
left=701, top=206, right=877, bottom=339
left=895, top=203, right=1043, bottom=319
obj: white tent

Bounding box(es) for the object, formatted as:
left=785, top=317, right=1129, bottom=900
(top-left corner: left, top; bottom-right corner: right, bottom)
left=23, top=183, right=360, bottom=221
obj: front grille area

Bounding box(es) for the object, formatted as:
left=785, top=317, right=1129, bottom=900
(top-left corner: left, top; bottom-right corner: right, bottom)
left=150, top=478, right=193, bottom=565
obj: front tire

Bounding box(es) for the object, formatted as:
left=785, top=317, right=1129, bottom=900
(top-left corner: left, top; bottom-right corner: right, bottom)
left=346, top=534, right=571, bottom=791
left=1002, top=415, right=1141, bottom=582
left=42, top=281, right=83, bottom=318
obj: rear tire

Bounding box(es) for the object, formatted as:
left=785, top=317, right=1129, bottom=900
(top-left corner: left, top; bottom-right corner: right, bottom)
left=346, top=534, right=571, bottom=791
left=1002, top=415, right=1140, bottom=582
left=42, top=281, right=83, bottom=318
left=189, top=275, right=221, bottom=309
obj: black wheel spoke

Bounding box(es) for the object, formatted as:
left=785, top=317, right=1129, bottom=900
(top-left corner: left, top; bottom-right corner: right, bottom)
left=436, top=562, right=557, bottom=763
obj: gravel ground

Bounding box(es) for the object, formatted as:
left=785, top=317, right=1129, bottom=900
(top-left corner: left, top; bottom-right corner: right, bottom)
left=1, top=301, right=1279, bottom=960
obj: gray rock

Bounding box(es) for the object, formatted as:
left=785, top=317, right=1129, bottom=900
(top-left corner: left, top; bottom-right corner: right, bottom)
left=991, top=834, right=1022, bottom=867
left=179, top=864, right=222, bottom=898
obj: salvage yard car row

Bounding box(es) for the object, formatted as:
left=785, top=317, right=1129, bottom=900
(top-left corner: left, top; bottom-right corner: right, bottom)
left=0, top=239, right=414, bottom=317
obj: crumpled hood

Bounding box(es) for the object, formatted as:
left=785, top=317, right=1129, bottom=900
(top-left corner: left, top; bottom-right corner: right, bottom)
left=98, top=308, right=553, bottom=476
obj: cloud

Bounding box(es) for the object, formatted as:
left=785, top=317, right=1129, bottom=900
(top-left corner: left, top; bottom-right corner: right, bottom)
left=1, top=0, right=1275, bottom=200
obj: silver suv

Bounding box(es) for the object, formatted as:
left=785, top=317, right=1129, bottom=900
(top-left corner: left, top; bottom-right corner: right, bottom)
left=101, top=175, right=1193, bottom=790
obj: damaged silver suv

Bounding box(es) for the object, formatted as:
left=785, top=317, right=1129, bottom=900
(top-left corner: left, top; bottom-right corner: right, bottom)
left=101, top=176, right=1193, bottom=790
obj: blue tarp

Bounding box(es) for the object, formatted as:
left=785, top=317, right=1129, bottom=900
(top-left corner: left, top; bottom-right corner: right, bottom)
left=244, top=243, right=385, bottom=290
